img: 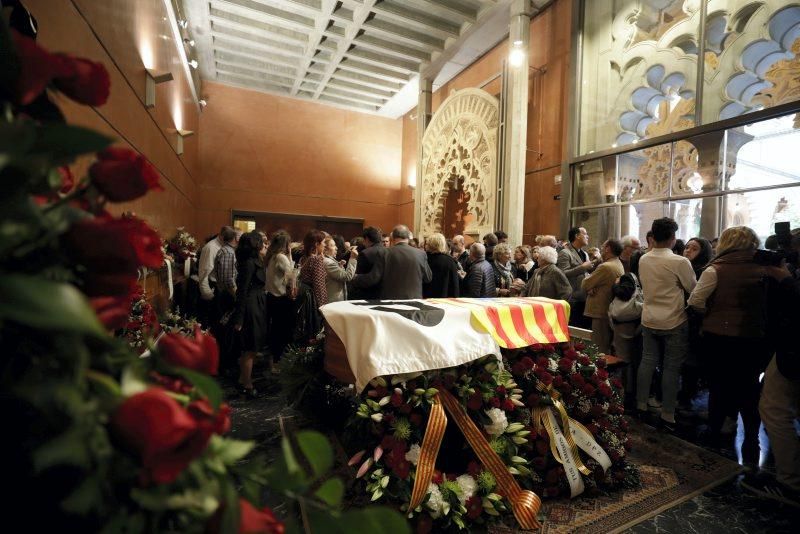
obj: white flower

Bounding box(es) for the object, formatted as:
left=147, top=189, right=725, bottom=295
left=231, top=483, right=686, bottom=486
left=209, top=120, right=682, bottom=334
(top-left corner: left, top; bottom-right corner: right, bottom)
left=405, top=443, right=421, bottom=466
left=455, top=475, right=477, bottom=505
left=484, top=408, right=509, bottom=436
left=426, top=483, right=446, bottom=518
left=548, top=358, right=558, bottom=372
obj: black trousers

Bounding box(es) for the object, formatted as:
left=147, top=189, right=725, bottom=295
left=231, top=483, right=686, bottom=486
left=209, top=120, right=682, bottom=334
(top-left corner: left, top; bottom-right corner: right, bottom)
left=267, top=293, right=295, bottom=361
left=568, top=299, right=592, bottom=329
left=703, top=333, right=770, bottom=465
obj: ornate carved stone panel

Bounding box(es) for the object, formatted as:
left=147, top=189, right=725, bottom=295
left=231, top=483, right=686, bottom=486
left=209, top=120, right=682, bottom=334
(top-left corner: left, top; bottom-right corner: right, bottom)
left=419, top=88, right=499, bottom=240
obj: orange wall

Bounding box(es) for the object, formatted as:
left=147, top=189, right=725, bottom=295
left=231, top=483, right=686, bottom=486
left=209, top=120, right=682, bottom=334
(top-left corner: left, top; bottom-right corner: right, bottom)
left=196, top=82, right=404, bottom=239
left=26, top=0, right=201, bottom=238
left=402, top=0, right=571, bottom=244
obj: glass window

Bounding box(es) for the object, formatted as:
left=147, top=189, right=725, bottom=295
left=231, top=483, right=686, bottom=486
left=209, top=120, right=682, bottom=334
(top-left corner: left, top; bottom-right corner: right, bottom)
left=621, top=201, right=665, bottom=244
left=667, top=198, right=707, bottom=241
left=571, top=207, right=619, bottom=245
left=725, top=114, right=800, bottom=190
left=701, top=3, right=800, bottom=124
left=579, top=0, right=699, bottom=155
left=671, top=132, right=726, bottom=196
left=723, top=187, right=800, bottom=243
left=573, top=156, right=616, bottom=207
left=618, top=144, right=671, bottom=202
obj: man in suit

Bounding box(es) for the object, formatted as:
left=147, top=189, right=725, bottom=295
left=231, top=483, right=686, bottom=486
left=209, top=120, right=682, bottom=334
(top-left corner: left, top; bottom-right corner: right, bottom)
left=379, top=225, right=432, bottom=299
left=463, top=243, right=497, bottom=298
left=350, top=226, right=387, bottom=300
left=582, top=239, right=625, bottom=354
left=557, top=226, right=597, bottom=328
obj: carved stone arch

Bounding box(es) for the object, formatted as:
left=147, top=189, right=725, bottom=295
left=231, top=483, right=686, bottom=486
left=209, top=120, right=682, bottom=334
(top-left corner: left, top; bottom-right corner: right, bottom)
left=419, top=88, right=499, bottom=241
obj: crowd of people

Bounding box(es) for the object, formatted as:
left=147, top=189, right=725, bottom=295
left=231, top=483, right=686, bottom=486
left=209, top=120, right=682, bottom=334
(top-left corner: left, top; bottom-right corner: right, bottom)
left=194, top=218, right=800, bottom=506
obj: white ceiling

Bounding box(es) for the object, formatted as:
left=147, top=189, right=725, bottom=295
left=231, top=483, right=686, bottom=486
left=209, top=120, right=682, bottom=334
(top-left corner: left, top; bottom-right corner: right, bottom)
left=179, top=0, right=550, bottom=118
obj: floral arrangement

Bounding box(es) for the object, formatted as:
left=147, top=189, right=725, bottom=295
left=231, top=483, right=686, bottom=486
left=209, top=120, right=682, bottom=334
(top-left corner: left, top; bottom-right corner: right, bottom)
left=118, top=288, right=160, bottom=353
left=344, top=345, right=638, bottom=532
left=0, top=23, right=407, bottom=534
left=164, top=226, right=198, bottom=263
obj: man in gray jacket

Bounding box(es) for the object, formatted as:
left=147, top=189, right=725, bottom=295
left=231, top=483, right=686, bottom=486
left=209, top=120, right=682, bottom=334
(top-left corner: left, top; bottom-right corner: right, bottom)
left=379, top=225, right=432, bottom=299
left=463, top=243, right=497, bottom=298
left=557, top=226, right=597, bottom=328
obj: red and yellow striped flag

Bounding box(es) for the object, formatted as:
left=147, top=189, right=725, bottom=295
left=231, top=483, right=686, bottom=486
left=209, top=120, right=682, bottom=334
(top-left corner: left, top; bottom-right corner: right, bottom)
left=428, top=297, right=570, bottom=348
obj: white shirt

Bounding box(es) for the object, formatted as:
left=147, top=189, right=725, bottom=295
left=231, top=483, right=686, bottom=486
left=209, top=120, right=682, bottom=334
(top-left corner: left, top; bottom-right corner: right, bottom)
left=687, top=266, right=717, bottom=310
left=638, top=248, right=697, bottom=330
left=198, top=237, right=222, bottom=300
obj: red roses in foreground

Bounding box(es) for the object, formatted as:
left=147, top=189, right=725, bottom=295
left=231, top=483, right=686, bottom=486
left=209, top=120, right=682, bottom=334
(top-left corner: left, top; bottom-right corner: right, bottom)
left=159, top=326, right=220, bottom=375
left=90, top=147, right=163, bottom=202
left=111, top=388, right=230, bottom=484
left=237, top=498, right=285, bottom=534
left=11, top=30, right=110, bottom=106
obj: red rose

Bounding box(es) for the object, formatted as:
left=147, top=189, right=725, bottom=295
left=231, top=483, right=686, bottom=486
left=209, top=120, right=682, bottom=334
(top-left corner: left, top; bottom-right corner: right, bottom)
left=409, top=413, right=423, bottom=426
left=90, top=293, right=133, bottom=330
left=587, top=423, right=600, bottom=436
left=596, top=368, right=609, bottom=380
left=558, top=383, right=572, bottom=395
left=390, top=392, right=404, bottom=407
left=380, top=435, right=397, bottom=450
left=111, top=388, right=209, bottom=484
left=495, top=385, right=507, bottom=396
left=521, top=356, right=535, bottom=370
left=563, top=348, right=577, bottom=359
left=611, top=377, right=623, bottom=389
left=552, top=375, right=564, bottom=387
left=578, top=355, right=591, bottom=366
left=58, top=166, right=75, bottom=194
left=570, top=373, right=585, bottom=386
left=575, top=342, right=585, bottom=351
left=90, top=147, right=163, bottom=202
left=539, top=372, right=553, bottom=386
left=416, top=514, right=433, bottom=534
left=67, top=215, right=163, bottom=295
left=489, top=397, right=501, bottom=408
left=158, top=326, right=219, bottom=375
left=558, top=358, right=573, bottom=372
left=466, top=391, right=483, bottom=411
left=188, top=398, right=231, bottom=436
left=53, top=55, right=110, bottom=106
left=466, top=496, right=483, bottom=520
left=598, top=383, right=613, bottom=398
left=527, top=393, right=541, bottom=406
left=467, top=461, right=481, bottom=477
left=511, top=362, right=526, bottom=376
left=432, top=470, right=443, bottom=484
left=596, top=357, right=607, bottom=368
left=393, top=459, right=411, bottom=480
left=238, top=498, right=284, bottom=534
left=502, top=399, right=515, bottom=412
left=536, top=356, right=549, bottom=368
left=582, top=383, right=596, bottom=396
left=11, top=30, right=63, bottom=105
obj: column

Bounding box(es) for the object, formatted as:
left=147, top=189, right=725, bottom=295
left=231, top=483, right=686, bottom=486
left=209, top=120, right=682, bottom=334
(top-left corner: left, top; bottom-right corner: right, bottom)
left=414, top=76, right=432, bottom=235
left=501, top=0, right=531, bottom=246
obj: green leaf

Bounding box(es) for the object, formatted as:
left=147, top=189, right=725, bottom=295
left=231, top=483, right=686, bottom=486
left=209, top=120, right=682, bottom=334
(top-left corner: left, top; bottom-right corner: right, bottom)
left=0, top=274, right=104, bottom=335
left=296, top=430, right=333, bottom=479
left=0, top=121, right=35, bottom=156
left=282, top=436, right=301, bottom=476
left=212, top=436, right=255, bottom=465
left=314, top=478, right=344, bottom=508
left=32, top=123, right=112, bottom=163
left=175, top=368, right=223, bottom=410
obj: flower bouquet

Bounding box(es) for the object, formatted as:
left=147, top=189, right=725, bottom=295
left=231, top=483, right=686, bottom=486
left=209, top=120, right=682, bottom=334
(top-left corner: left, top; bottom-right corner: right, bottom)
left=0, top=23, right=408, bottom=533
left=164, top=226, right=198, bottom=263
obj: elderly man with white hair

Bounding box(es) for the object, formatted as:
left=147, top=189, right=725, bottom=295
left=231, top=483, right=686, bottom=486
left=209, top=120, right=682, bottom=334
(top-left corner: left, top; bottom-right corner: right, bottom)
left=463, top=242, right=496, bottom=297
left=620, top=235, right=641, bottom=273
left=523, top=246, right=572, bottom=300
left=451, top=234, right=469, bottom=271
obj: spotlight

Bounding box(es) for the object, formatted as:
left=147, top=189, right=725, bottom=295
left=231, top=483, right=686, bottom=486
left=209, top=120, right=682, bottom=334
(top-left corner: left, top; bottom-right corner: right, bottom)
left=199, top=99, right=207, bottom=107
left=189, top=59, right=198, bottom=69
left=508, top=40, right=525, bottom=67
left=178, top=19, right=188, bottom=29
left=183, top=38, right=195, bottom=47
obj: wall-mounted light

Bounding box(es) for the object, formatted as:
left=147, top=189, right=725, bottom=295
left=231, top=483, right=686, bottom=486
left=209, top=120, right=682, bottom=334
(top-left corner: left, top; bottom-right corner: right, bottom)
left=145, top=68, right=174, bottom=108
left=199, top=99, right=208, bottom=108
left=175, top=129, right=194, bottom=155
left=408, top=168, right=417, bottom=189
left=509, top=39, right=525, bottom=67
left=188, top=59, right=198, bottom=69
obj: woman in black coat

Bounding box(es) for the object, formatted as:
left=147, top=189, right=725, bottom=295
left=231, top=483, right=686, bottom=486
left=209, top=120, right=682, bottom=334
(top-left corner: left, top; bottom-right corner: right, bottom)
left=423, top=233, right=460, bottom=298
left=233, top=230, right=268, bottom=398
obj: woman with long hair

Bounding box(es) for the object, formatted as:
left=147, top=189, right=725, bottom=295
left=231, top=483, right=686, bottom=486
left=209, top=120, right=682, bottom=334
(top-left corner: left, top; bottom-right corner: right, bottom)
left=683, top=237, right=713, bottom=279
left=688, top=226, right=784, bottom=467
left=300, top=230, right=328, bottom=307
left=232, top=230, right=268, bottom=398
left=265, top=230, right=295, bottom=373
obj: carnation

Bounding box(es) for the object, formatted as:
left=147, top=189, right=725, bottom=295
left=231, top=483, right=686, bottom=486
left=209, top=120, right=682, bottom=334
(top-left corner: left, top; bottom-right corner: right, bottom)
left=426, top=483, right=446, bottom=518
left=405, top=443, right=421, bottom=466
left=484, top=408, right=509, bottom=436
left=455, top=475, right=477, bottom=505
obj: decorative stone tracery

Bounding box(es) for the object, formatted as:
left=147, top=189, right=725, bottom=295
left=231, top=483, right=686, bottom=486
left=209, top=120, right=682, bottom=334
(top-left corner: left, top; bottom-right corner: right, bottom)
left=419, top=88, right=499, bottom=240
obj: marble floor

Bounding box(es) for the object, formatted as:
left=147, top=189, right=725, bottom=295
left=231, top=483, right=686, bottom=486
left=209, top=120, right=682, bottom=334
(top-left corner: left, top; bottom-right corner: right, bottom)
left=223, top=370, right=800, bottom=533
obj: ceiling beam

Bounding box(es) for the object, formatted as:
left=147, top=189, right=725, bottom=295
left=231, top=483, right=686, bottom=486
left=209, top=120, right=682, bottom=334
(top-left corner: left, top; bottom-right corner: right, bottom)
left=214, top=0, right=316, bottom=31
left=216, top=72, right=294, bottom=93
left=336, top=57, right=412, bottom=84
left=352, top=34, right=431, bottom=62
left=216, top=63, right=298, bottom=87
left=209, top=7, right=309, bottom=44
left=370, top=1, right=462, bottom=39
left=324, top=77, right=395, bottom=99
left=311, top=0, right=379, bottom=100
left=399, top=0, right=478, bottom=24
left=346, top=47, right=419, bottom=73
left=211, top=24, right=306, bottom=56
left=291, top=0, right=338, bottom=96
left=214, top=50, right=299, bottom=75
left=331, top=69, right=403, bottom=92
left=322, top=87, right=388, bottom=106
left=361, top=17, right=445, bottom=50
left=213, top=40, right=305, bottom=69
left=318, top=94, right=379, bottom=112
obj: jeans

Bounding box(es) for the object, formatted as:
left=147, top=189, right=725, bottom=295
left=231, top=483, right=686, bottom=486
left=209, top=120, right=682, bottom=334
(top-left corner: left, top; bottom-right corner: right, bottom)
left=636, top=322, right=688, bottom=420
